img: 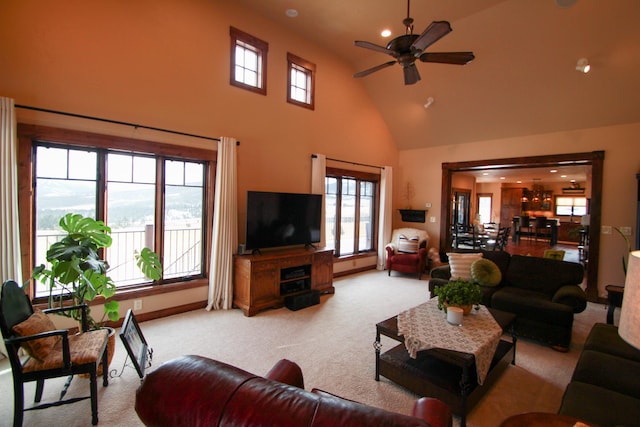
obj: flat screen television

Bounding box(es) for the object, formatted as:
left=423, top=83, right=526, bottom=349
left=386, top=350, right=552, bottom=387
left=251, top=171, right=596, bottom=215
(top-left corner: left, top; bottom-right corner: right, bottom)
left=245, top=191, right=322, bottom=251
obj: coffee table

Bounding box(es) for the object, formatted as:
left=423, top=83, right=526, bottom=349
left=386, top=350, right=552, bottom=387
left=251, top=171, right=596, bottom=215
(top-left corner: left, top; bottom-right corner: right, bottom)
left=374, top=307, right=516, bottom=427
left=499, top=412, right=598, bottom=427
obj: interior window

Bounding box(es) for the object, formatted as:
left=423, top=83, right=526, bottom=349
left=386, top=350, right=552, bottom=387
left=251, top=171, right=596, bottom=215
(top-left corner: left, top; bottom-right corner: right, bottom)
left=555, top=196, right=587, bottom=216
left=477, top=194, right=493, bottom=224
left=31, top=141, right=209, bottom=297
left=325, top=169, right=378, bottom=257
left=287, top=52, right=315, bottom=110
left=230, top=27, right=268, bottom=95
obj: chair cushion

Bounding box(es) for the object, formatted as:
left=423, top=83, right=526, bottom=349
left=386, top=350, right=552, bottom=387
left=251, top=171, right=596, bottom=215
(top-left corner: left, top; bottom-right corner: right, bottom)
left=397, top=234, right=420, bottom=253
left=12, top=309, right=60, bottom=362
left=446, top=252, right=482, bottom=281
left=22, top=328, right=108, bottom=373
left=471, top=258, right=502, bottom=287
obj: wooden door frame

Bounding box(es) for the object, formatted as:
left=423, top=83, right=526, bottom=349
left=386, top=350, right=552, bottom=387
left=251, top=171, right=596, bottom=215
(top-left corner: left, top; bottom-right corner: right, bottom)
left=440, top=151, right=604, bottom=301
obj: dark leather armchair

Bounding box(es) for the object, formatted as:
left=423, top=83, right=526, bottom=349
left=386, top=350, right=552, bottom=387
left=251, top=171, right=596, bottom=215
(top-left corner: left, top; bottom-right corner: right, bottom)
left=135, top=355, right=453, bottom=427
left=385, top=227, right=429, bottom=279
left=0, top=280, right=109, bottom=427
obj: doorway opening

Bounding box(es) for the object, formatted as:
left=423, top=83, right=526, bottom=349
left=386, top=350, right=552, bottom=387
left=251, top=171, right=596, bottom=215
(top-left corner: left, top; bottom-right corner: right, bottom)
left=440, top=151, right=604, bottom=301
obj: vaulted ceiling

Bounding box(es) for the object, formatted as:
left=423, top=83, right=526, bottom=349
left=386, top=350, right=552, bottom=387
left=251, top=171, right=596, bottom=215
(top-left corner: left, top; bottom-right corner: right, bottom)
left=232, top=0, right=640, bottom=151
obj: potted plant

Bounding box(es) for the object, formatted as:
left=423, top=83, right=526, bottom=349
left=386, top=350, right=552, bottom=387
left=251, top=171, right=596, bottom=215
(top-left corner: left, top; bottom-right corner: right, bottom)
left=31, top=213, right=162, bottom=368
left=434, top=278, right=482, bottom=315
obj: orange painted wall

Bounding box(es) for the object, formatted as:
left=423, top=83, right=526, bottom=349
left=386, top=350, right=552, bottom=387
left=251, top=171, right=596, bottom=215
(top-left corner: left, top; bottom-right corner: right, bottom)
left=0, top=0, right=398, bottom=311
left=2, top=1, right=639, bottom=305
left=0, top=0, right=398, bottom=242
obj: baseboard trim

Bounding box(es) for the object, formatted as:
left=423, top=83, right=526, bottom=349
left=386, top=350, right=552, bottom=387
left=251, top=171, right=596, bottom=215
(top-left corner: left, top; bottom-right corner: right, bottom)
left=103, top=300, right=208, bottom=328
left=334, top=265, right=376, bottom=278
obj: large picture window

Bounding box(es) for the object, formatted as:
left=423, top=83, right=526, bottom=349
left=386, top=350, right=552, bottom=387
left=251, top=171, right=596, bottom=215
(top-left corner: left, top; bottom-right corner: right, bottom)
left=19, top=125, right=215, bottom=299
left=325, top=168, right=378, bottom=257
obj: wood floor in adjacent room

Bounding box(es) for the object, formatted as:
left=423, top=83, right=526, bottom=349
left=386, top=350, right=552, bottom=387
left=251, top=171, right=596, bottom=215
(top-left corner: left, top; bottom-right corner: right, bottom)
left=503, top=238, right=582, bottom=263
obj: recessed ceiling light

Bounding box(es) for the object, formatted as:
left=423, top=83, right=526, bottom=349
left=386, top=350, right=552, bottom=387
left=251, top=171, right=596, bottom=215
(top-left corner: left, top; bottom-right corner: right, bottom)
left=517, top=180, right=522, bottom=184
left=550, top=170, right=558, bottom=173
left=500, top=177, right=506, bottom=180
left=483, top=172, right=489, bottom=176
left=381, top=29, right=392, bottom=37
left=576, top=58, right=590, bottom=73
left=561, top=175, right=567, bottom=178
left=285, top=9, right=298, bottom=18
left=556, top=0, right=577, bottom=8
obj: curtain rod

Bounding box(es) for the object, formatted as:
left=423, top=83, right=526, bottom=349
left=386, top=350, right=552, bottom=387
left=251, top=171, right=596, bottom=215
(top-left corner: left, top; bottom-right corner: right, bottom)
left=15, top=104, right=230, bottom=143
left=311, top=154, right=384, bottom=170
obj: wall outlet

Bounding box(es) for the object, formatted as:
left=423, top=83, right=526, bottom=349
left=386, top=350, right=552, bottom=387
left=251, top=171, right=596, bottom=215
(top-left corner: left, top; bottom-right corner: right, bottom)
left=601, top=225, right=612, bottom=235
left=134, top=299, right=143, bottom=311
left=425, top=202, right=432, bottom=208
left=619, top=226, right=632, bottom=236
left=429, top=216, right=437, bottom=223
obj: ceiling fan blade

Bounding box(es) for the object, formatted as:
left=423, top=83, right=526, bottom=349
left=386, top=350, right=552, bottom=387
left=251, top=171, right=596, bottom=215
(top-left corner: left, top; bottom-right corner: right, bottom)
left=403, top=63, right=421, bottom=85
left=353, top=61, right=396, bottom=78
left=419, top=51, right=475, bottom=65
left=411, top=21, right=452, bottom=53
left=354, top=40, right=394, bottom=56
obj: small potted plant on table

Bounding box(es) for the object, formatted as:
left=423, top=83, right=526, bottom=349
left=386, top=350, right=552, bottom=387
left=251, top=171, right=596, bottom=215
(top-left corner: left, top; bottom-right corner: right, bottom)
left=434, top=278, right=482, bottom=315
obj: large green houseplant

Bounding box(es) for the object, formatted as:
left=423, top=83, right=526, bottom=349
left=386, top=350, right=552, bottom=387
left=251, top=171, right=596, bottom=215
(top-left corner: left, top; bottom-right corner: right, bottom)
left=32, top=213, right=162, bottom=330
left=434, top=278, right=482, bottom=315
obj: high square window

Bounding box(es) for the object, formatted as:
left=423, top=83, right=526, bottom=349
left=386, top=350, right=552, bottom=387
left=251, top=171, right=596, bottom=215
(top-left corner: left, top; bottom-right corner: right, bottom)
left=287, top=53, right=315, bottom=110
left=230, top=27, right=268, bottom=95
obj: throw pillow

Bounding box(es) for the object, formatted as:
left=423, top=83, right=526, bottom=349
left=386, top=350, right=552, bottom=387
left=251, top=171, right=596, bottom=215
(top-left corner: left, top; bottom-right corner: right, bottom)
left=397, top=234, right=420, bottom=253
left=471, top=258, right=502, bottom=287
left=12, top=309, right=60, bottom=362
left=446, top=252, right=483, bottom=281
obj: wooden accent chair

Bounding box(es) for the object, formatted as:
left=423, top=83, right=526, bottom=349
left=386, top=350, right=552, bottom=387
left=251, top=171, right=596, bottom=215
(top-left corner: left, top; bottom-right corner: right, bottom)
left=0, top=280, right=109, bottom=427
left=385, top=228, right=429, bottom=279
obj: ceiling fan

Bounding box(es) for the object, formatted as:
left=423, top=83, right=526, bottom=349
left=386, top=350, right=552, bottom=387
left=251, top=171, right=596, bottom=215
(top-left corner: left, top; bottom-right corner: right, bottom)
left=353, top=0, right=475, bottom=85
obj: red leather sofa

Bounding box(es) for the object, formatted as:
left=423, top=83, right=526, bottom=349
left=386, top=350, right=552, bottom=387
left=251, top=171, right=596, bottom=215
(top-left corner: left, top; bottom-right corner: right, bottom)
left=135, top=355, right=452, bottom=427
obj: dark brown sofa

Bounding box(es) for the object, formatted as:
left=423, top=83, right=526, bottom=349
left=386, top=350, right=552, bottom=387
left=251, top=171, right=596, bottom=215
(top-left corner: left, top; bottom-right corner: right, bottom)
left=135, top=355, right=453, bottom=427
left=559, top=323, right=640, bottom=427
left=429, top=250, right=587, bottom=350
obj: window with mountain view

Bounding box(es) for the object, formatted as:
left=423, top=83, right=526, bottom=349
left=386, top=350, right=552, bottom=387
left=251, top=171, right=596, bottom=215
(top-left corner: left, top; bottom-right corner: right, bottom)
left=33, top=143, right=207, bottom=296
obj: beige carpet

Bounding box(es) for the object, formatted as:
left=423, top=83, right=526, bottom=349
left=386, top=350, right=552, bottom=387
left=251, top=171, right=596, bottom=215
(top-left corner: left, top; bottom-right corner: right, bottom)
left=0, top=269, right=611, bottom=427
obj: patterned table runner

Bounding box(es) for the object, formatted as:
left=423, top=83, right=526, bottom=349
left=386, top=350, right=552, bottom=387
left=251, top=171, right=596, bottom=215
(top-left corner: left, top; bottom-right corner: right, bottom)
left=397, top=298, right=502, bottom=384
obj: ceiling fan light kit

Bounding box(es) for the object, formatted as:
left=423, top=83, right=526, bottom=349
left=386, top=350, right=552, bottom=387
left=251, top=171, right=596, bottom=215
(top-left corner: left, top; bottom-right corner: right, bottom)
left=353, top=0, right=474, bottom=85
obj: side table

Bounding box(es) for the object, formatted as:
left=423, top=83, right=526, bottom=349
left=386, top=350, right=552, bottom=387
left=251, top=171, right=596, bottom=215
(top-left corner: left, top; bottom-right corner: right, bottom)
left=605, top=285, right=624, bottom=325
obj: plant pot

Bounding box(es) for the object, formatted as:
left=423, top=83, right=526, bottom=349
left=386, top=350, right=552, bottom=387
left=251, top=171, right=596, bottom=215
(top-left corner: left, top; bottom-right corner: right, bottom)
left=445, top=303, right=473, bottom=315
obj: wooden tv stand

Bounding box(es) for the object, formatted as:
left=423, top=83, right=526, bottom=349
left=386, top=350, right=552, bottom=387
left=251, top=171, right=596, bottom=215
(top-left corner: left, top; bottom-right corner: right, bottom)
left=233, top=247, right=334, bottom=317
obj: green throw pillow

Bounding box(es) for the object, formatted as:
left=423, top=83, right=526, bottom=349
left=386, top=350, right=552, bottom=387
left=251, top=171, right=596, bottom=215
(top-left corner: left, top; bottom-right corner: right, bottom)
left=471, top=258, right=502, bottom=287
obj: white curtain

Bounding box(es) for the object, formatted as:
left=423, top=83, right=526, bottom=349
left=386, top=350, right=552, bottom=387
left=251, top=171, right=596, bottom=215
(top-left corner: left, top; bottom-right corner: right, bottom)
left=206, top=137, right=238, bottom=311
left=1, top=96, right=22, bottom=359
left=311, top=154, right=327, bottom=248
left=0, top=97, right=23, bottom=284
left=377, top=166, right=393, bottom=270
